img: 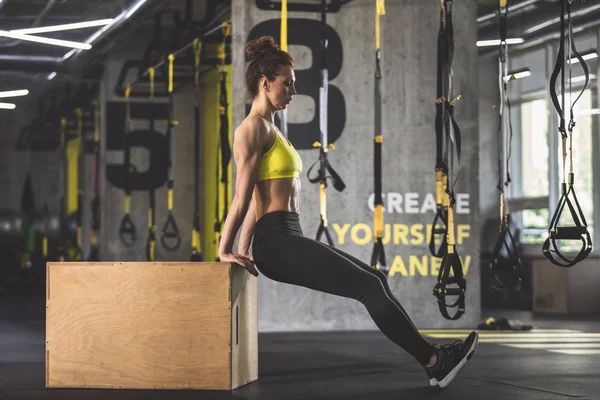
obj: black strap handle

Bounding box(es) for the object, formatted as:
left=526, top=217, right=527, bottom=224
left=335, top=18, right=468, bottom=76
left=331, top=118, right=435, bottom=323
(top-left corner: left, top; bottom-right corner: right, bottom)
left=161, top=212, right=181, bottom=251
left=489, top=221, right=523, bottom=291
left=433, top=252, right=466, bottom=320
left=119, top=214, right=137, bottom=247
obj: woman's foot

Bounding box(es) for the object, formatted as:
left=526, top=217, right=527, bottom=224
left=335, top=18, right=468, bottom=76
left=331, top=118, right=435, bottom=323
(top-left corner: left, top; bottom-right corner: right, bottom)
left=424, top=331, right=479, bottom=389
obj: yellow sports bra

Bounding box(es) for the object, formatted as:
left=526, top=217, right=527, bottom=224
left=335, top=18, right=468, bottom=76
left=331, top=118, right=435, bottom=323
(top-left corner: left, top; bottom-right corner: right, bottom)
left=257, top=120, right=303, bottom=181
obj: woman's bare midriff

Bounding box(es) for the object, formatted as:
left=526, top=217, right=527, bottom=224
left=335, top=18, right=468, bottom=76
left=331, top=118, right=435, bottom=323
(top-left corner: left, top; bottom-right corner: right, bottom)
left=254, top=177, right=301, bottom=220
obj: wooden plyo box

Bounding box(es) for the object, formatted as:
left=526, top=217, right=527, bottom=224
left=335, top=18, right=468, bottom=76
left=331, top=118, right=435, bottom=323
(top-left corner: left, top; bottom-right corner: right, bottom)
left=46, top=262, right=258, bottom=390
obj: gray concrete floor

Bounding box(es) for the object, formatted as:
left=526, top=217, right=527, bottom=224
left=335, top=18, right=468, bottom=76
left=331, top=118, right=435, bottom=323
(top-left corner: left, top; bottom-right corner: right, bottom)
left=1, top=296, right=599, bottom=400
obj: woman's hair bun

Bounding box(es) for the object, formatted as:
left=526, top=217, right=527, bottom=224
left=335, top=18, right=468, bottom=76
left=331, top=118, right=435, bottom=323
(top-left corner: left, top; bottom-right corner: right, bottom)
left=245, top=36, right=280, bottom=61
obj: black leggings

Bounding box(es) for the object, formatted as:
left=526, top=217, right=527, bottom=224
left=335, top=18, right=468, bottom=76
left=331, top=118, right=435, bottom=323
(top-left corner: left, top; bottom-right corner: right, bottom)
left=252, top=211, right=435, bottom=365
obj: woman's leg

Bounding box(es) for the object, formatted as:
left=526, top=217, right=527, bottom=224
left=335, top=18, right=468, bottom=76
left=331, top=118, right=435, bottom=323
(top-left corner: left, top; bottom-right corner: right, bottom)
left=253, top=234, right=435, bottom=366
left=324, top=244, right=420, bottom=333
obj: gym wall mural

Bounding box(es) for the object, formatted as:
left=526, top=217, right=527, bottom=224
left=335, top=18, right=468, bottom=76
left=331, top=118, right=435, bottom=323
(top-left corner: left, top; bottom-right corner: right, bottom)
left=244, top=19, right=473, bottom=280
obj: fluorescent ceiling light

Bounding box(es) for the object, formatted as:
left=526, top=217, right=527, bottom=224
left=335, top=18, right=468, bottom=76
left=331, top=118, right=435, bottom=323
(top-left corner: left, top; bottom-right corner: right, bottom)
left=571, top=73, right=596, bottom=84
left=0, top=89, right=29, bottom=99
left=0, top=103, right=16, bottom=110
left=504, top=69, right=532, bottom=82
left=526, top=4, right=600, bottom=35
left=47, top=72, right=57, bottom=81
left=62, top=0, right=148, bottom=61
left=125, top=0, right=149, bottom=19
left=476, top=38, right=524, bottom=47
left=62, top=49, right=77, bottom=61
left=11, top=19, right=114, bottom=35
left=477, top=0, right=540, bottom=23
left=0, top=55, right=61, bottom=62
left=0, top=30, right=92, bottom=50
left=575, top=108, right=600, bottom=116
left=567, top=51, right=598, bottom=65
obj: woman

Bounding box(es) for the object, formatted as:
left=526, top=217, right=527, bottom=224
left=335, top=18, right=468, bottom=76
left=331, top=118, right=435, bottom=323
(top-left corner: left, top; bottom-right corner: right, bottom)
left=218, top=36, right=478, bottom=389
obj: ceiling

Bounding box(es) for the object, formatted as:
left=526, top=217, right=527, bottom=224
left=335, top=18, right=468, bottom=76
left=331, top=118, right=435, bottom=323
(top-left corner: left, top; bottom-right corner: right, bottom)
left=0, top=0, right=598, bottom=135
left=0, top=0, right=230, bottom=144
left=477, top=0, right=600, bottom=51
left=0, top=0, right=597, bottom=87
left=0, top=0, right=229, bottom=88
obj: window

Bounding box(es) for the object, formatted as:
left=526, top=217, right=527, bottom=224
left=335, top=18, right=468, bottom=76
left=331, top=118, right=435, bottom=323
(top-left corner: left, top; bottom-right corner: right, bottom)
left=518, top=98, right=550, bottom=244
left=521, top=99, right=549, bottom=198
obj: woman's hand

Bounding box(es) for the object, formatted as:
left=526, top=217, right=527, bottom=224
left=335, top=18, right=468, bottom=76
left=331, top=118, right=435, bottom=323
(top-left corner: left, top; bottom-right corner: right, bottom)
left=219, top=252, right=259, bottom=277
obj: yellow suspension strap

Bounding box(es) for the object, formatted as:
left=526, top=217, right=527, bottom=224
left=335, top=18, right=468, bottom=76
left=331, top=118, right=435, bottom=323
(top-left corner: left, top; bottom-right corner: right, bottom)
left=370, top=0, right=387, bottom=274
left=430, top=0, right=449, bottom=258
left=145, top=68, right=157, bottom=262
left=279, top=0, right=289, bottom=138
left=118, top=84, right=137, bottom=247
left=308, top=0, right=346, bottom=247
left=432, top=0, right=466, bottom=320
left=88, top=100, right=102, bottom=261
left=214, top=22, right=232, bottom=260
left=62, top=101, right=84, bottom=262
left=160, top=54, right=182, bottom=251
left=489, top=0, right=522, bottom=291
left=543, top=0, right=592, bottom=267
left=191, top=38, right=204, bottom=261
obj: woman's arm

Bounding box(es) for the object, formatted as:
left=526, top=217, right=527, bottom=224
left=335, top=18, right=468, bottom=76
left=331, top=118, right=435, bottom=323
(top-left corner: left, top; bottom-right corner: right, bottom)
left=238, top=196, right=256, bottom=256
left=218, top=119, right=264, bottom=276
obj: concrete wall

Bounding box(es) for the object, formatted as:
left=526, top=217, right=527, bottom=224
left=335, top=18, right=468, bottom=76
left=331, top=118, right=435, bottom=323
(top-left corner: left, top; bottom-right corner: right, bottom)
left=99, top=27, right=198, bottom=263
left=233, top=0, right=481, bottom=330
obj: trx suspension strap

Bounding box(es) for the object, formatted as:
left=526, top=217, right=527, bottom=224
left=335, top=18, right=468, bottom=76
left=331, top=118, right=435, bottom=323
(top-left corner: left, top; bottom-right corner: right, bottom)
left=490, top=0, right=522, bottom=291
left=60, top=97, right=84, bottom=262
left=20, top=168, right=35, bottom=269
left=88, top=100, right=102, bottom=261
left=160, top=53, right=182, bottom=251
left=279, top=0, right=289, bottom=138
left=430, top=0, right=449, bottom=258
left=371, top=0, right=387, bottom=274
left=191, top=38, right=204, bottom=261
left=214, top=23, right=232, bottom=260
left=119, top=84, right=137, bottom=247
left=147, top=69, right=157, bottom=261
left=543, top=0, right=592, bottom=267
left=307, top=0, right=346, bottom=247
left=432, top=0, right=466, bottom=320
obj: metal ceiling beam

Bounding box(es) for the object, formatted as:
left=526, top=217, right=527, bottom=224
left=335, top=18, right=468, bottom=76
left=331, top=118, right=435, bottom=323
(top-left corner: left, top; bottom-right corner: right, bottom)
left=478, top=1, right=600, bottom=52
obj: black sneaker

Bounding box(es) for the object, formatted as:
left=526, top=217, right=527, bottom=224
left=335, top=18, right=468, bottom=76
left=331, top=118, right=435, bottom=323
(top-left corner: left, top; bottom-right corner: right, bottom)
left=424, top=344, right=440, bottom=386
left=426, top=331, right=479, bottom=389
left=426, top=368, right=438, bottom=386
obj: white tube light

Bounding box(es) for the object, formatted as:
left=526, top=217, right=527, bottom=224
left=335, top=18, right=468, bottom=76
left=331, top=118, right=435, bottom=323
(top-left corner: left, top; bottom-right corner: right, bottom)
left=0, top=30, right=92, bottom=50
left=11, top=19, right=114, bottom=35
left=47, top=72, right=57, bottom=81
left=0, top=103, right=16, bottom=110
left=0, top=55, right=61, bottom=62
left=0, top=89, right=29, bottom=99
left=504, top=69, right=532, bottom=82
left=575, top=108, right=600, bottom=116
left=125, top=0, right=149, bottom=19
left=477, top=38, right=525, bottom=47
left=61, top=0, right=149, bottom=61
left=571, top=73, right=596, bottom=84
left=567, top=52, right=598, bottom=65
